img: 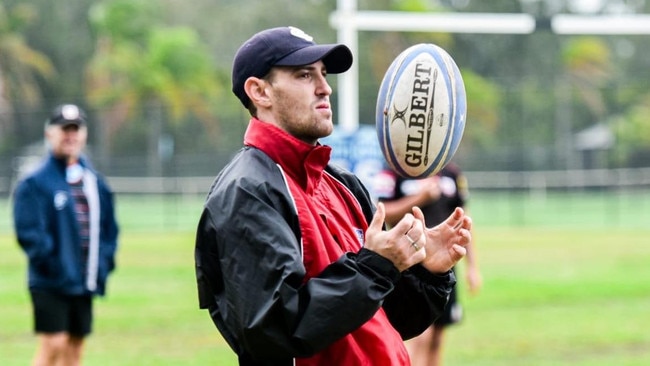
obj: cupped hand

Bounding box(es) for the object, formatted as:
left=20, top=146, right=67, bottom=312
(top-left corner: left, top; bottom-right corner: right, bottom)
left=364, top=202, right=427, bottom=272
left=414, top=206, right=472, bottom=273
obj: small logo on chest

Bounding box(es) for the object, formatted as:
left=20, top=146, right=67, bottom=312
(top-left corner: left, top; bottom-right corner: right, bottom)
left=354, top=228, right=365, bottom=248
left=54, top=191, right=68, bottom=210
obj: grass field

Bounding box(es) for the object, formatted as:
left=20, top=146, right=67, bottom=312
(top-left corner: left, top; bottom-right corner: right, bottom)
left=1, top=191, right=649, bottom=365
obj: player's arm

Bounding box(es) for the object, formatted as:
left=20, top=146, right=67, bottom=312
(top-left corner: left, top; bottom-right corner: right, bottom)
left=98, top=181, right=119, bottom=276
left=462, top=209, right=482, bottom=294
left=12, top=179, right=54, bottom=262
left=382, top=176, right=440, bottom=226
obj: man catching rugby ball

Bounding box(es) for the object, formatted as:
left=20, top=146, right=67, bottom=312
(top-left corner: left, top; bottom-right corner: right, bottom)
left=194, top=26, right=473, bottom=366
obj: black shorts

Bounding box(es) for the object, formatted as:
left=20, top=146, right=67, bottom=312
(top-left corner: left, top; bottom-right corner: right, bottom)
left=29, top=289, right=93, bottom=337
left=433, top=283, right=463, bottom=327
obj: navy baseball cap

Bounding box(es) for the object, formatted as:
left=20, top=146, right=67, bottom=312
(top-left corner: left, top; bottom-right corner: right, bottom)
left=232, top=26, right=353, bottom=107
left=48, top=104, right=87, bottom=127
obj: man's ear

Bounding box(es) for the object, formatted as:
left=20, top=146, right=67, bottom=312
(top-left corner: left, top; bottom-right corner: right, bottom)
left=244, top=77, right=272, bottom=108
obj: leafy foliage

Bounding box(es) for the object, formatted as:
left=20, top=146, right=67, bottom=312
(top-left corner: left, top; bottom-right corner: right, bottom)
left=85, top=0, right=220, bottom=164
left=1, top=0, right=650, bottom=174
left=0, top=3, right=54, bottom=148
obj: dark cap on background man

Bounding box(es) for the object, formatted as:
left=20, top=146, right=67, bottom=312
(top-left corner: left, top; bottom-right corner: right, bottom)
left=231, top=26, right=353, bottom=108
left=48, top=104, right=87, bottom=127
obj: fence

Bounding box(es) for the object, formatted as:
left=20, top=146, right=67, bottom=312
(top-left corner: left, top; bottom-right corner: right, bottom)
left=2, top=167, right=650, bottom=196
left=465, top=167, right=650, bottom=190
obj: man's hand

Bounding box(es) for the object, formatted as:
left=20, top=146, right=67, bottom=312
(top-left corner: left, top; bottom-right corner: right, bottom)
left=365, top=202, right=428, bottom=272
left=414, top=206, right=472, bottom=273
left=416, top=176, right=441, bottom=203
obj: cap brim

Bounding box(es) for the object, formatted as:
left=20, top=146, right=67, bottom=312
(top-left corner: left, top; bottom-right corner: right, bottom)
left=50, top=119, right=84, bottom=127
left=275, top=44, right=353, bottom=74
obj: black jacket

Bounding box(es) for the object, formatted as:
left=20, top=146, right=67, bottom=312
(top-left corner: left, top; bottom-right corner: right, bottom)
left=195, top=144, right=455, bottom=365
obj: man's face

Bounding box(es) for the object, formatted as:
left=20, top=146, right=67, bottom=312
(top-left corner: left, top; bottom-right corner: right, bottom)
left=265, top=61, right=334, bottom=145
left=46, top=124, right=87, bottom=162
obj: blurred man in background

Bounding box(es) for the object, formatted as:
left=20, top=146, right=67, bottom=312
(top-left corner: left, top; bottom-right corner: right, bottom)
left=13, top=104, right=119, bottom=366
left=378, top=163, right=482, bottom=366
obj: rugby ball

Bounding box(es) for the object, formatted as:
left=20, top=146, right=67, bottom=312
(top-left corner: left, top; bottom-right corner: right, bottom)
left=376, top=43, right=467, bottom=178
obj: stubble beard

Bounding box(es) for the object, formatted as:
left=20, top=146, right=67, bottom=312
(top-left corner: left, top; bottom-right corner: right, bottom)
left=275, top=93, right=333, bottom=144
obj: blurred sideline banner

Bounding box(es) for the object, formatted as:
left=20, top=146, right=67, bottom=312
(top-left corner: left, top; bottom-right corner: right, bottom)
left=320, top=125, right=386, bottom=201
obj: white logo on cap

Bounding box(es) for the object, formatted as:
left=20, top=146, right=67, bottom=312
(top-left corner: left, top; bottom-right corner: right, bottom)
left=61, top=104, right=80, bottom=120
left=289, top=26, right=313, bottom=42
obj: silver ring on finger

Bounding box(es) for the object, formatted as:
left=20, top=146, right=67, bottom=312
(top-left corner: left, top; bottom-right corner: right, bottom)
left=405, top=233, right=421, bottom=251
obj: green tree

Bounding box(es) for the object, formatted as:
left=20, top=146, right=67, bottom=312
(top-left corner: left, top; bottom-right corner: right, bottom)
left=85, top=0, right=220, bottom=175
left=561, top=37, right=613, bottom=121
left=0, top=3, right=54, bottom=149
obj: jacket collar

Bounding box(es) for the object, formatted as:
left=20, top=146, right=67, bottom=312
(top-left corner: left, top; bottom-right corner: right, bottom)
left=47, top=152, right=89, bottom=171
left=243, top=118, right=331, bottom=194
